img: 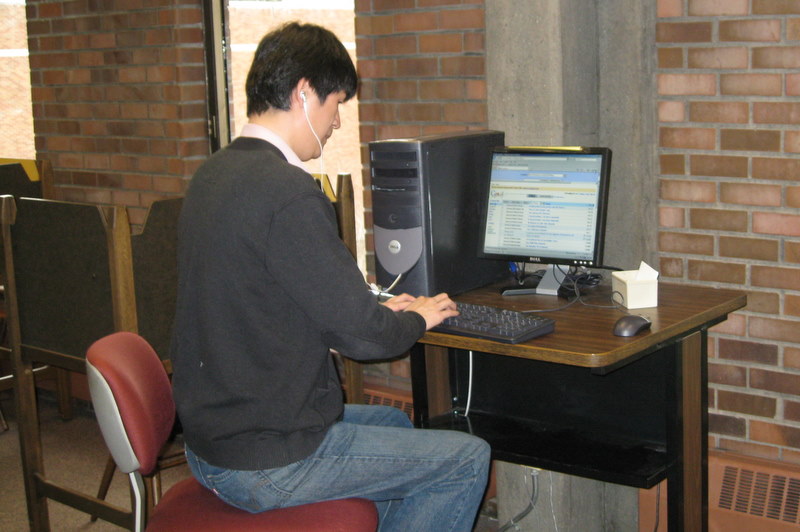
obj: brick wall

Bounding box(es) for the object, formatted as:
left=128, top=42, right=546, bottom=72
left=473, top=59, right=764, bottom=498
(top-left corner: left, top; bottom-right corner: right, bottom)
left=354, top=0, right=488, bottom=382
left=656, top=0, right=800, bottom=462
left=25, top=0, right=208, bottom=224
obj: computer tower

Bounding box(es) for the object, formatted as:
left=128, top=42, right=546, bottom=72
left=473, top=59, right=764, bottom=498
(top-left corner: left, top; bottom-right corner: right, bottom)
left=370, top=130, right=508, bottom=297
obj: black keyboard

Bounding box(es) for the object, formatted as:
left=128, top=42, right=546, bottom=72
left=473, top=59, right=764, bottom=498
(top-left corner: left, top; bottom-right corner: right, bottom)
left=432, top=302, right=555, bottom=344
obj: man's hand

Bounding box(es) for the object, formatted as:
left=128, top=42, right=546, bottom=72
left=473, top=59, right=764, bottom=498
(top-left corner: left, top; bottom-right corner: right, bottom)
left=380, top=293, right=416, bottom=312
left=403, top=293, right=459, bottom=330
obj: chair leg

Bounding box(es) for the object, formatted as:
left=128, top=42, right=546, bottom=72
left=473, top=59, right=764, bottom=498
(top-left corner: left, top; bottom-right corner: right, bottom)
left=91, top=454, right=117, bottom=522
left=55, top=368, right=73, bottom=420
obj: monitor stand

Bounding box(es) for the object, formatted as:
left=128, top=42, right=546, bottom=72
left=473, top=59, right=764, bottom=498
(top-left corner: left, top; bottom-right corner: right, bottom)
left=500, top=264, right=566, bottom=296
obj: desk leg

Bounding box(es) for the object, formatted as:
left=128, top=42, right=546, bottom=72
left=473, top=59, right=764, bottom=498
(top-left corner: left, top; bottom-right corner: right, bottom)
left=667, top=330, right=708, bottom=532
left=410, top=344, right=451, bottom=427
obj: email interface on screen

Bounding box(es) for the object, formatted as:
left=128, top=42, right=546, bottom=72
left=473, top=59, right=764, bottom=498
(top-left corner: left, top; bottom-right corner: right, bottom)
left=482, top=151, right=605, bottom=265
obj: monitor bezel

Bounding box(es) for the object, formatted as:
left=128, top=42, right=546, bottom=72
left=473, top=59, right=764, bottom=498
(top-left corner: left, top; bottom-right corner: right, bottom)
left=476, top=146, right=612, bottom=269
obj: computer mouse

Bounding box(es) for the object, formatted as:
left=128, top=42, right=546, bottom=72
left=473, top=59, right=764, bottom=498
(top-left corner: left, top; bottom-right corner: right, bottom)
left=613, top=314, right=652, bottom=337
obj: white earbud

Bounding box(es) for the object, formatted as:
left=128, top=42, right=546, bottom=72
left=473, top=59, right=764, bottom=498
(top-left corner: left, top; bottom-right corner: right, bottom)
left=300, top=90, right=307, bottom=103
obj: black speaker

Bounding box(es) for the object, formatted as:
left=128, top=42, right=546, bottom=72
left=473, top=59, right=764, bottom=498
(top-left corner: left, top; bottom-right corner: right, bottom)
left=370, top=130, right=507, bottom=297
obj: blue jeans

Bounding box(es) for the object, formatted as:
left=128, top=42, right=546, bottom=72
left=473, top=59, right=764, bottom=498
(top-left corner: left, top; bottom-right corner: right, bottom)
left=185, top=404, right=490, bottom=532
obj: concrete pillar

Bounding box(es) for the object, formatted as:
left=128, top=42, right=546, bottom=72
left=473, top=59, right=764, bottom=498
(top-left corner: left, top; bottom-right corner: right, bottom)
left=486, top=0, right=658, bottom=270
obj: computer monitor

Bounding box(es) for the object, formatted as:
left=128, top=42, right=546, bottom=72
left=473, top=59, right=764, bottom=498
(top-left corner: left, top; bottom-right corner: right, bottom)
left=477, top=146, right=612, bottom=295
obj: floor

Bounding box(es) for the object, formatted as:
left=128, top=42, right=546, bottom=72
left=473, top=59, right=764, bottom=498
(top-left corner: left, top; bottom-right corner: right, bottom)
left=0, top=391, right=498, bottom=531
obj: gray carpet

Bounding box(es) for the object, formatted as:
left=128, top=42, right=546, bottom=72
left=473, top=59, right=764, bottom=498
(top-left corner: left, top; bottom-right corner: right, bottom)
left=0, top=392, right=497, bottom=531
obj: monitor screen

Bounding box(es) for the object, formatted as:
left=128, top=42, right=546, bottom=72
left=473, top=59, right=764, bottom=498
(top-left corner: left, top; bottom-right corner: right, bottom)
left=478, top=146, right=612, bottom=269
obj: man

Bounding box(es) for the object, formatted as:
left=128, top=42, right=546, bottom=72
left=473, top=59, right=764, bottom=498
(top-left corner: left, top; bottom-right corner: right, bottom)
left=170, top=22, right=490, bottom=531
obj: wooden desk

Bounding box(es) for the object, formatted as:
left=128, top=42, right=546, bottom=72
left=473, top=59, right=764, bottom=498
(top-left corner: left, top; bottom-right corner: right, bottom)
left=409, top=282, right=746, bottom=532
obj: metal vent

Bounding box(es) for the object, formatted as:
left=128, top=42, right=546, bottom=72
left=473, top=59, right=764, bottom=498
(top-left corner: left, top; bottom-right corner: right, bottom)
left=363, top=387, right=414, bottom=420
left=718, top=465, right=800, bottom=523
left=708, top=450, right=800, bottom=532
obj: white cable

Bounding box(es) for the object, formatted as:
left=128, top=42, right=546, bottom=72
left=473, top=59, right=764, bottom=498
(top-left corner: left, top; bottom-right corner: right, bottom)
left=463, top=350, right=474, bottom=416
left=384, top=273, right=402, bottom=293
left=550, top=470, right=560, bottom=532
left=302, top=94, right=326, bottom=177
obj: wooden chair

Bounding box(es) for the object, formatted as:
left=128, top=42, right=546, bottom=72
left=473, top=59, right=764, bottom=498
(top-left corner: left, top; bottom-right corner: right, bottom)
left=87, top=331, right=378, bottom=532
left=0, top=195, right=181, bottom=530
left=0, top=161, right=71, bottom=424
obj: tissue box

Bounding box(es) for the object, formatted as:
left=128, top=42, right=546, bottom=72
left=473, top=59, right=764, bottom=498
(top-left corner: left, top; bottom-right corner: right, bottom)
left=611, top=270, right=658, bottom=309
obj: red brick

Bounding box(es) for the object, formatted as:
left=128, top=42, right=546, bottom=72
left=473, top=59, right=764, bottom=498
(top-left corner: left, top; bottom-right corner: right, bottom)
left=443, top=102, right=487, bottom=123
left=688, top=47, right=748, bottom=69
left=721, top=74, right=782, bottom=96
left=659, top=127, right=715, bottom=149
left=659, top=101, right=685, bottom=122
left=744, top=290, right=780, bottom=314
left=709, top=361, right=747, bottom=387
left=720, top=129, right=781, bottom=152
left=396, top=57, right=438, bottom=77
left=786, top=295, right=800, bottom=318
left=396, top=102, right=441, bottom=121
left=657, top=22, right=712, bottom=43
left=658, top=47, right=684, bottom=68
left=377, top=80, right=417, bottom=99
left=687, top=260, right=746, bottom=284
left=441, top=56, right=484, bottom=76
left=786, top=131, right=800, bottom=153
left=753, top=46, right=800, bottom=69
left=753, top=265, right=800, bottom=289
left=753, top=0, right=800, bottom=14
left=392, top=12, right=438, bottom=32
left=660, top=206, right=685, bottom=228
left=374, top=34, right=417, bottom=56
left=659, top=256, right=684, bottom=278
left=786, top=347, right=800, bottom=370
left=719, top=236, right=779, bottom=261
left=689, top=102, right=750, bottom=124
left=719, top=337, right=778, bottom=365
left=690, top=154, right=748, bottom=177
left=720, top=183, right=781, bottom=206
left=754, top=102, right=800, bottom=124
left=689, top=0, right=748, bottom=16
left=660, top=179, right=716, bottom=202
left=752, top=367, right=800, bottom=395
left=439, top=8, right=484, bottom=30
left=790, top=19, right=800, bottom=41
left=751, top=421, right=800, bottom=448
left=753, top=212, right=800, bottom=236
left=720, top=19, right=781, bottom=42
left=783, top=241, right=800, bottom=261
left=750, top=317, right=800, bottom=344
left=420, top=33, right=463, bottom=54
left=718, top=390, right=776, bottom=417
left=753, top=157, right=800, bottom=180
left=787, top=186, right=800, bottom=208
left=690, top=208, right=748, bottom=231
left=658, top=73, right=716, bottom=95
left=660, top=154, right=685, bottom=175
left=710, top=413, right=747, bottom=438
left=659, top=231, right=714, bottom=254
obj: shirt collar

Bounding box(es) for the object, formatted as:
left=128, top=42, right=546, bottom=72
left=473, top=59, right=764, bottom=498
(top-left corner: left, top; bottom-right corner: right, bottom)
left=239, top=123, right=305, bottom=170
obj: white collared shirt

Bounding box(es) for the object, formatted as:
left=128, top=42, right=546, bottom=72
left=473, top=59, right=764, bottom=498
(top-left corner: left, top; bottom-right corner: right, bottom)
left=239, top=123, right=305, bottom=170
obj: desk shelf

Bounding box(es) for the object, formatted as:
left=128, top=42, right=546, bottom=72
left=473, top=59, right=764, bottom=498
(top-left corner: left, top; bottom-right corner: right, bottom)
left=423, top=410, right=669, bottom=489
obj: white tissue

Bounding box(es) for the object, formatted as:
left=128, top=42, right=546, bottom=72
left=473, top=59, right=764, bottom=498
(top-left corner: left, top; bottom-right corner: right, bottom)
left=634, top=261, right=659, bottom=281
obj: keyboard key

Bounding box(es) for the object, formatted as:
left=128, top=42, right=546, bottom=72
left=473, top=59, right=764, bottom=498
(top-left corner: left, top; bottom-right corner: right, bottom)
left=432, top=302, right=555, bottom=344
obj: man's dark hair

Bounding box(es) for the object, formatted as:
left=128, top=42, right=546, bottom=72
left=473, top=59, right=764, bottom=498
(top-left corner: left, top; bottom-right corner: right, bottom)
left=245, top=22, right=358, bottom=116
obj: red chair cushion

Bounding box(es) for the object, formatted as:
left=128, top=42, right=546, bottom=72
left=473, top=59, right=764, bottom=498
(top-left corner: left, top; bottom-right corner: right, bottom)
left=146, top=477, right=378, bottom=532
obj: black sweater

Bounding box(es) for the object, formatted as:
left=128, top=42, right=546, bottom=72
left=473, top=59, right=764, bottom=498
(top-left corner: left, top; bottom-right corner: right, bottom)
left=170, top=137, right=426, bottom=470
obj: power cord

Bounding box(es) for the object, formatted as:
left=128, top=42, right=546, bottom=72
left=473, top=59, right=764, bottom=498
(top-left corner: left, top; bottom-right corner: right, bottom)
left=497, top=467, right=539, bottom=531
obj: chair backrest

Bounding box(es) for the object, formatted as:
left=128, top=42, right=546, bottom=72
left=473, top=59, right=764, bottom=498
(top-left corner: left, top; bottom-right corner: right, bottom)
left=86, top=331, right=175, bottom=476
